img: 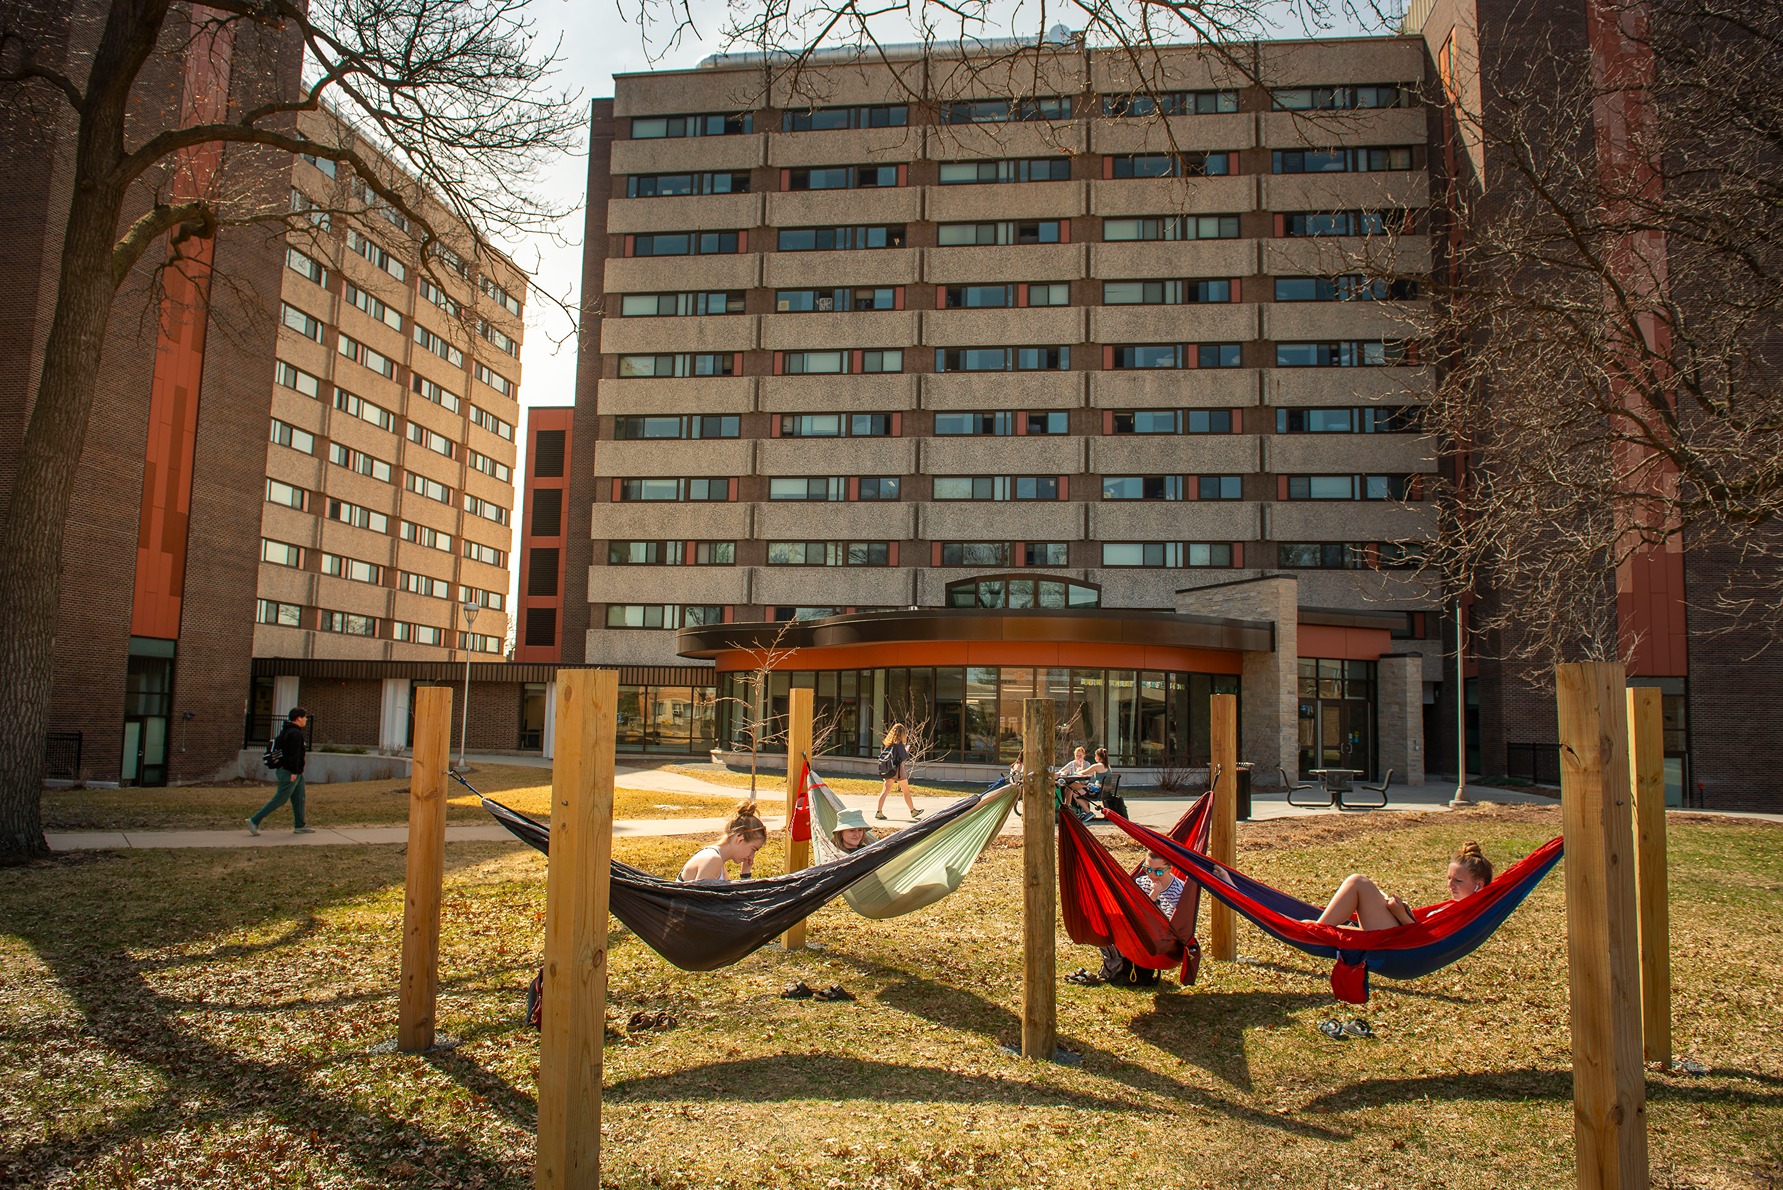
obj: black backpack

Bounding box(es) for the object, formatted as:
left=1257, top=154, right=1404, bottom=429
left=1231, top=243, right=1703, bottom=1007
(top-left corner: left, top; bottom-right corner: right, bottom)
left=261, top=734, right=284, bottom=769
left=876, top=748, right=897, bottom=778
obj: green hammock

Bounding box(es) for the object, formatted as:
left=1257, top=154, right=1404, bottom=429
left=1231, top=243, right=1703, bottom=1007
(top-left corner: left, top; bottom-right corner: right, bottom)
left=804, top=761, right=1018, bottom=919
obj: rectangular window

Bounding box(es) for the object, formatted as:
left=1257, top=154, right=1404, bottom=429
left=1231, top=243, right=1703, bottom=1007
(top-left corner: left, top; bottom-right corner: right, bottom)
left=320, top=553, right=384, bottom=584
left=407, top=423, right=456, bottom=459
left=461, top=585, right=505, bottom=610
left=778, top=414, right=892, bottom=438
left=1272, top=84, right=1412, bottom=111
left=776, top=225, right=906, bottom=251
left=261, top=539, right=304, bottom=567
left=1109, top=152, right=1233, bottom=178
left=257, top=598, right=304, bottom=627
left=286, top=247, right=326, bottom=286
left=1286, top=475, right=1360, bottom=500
left=280, top=302, right=324, bottom=343
left=337, top=334, right=396, bottom=378
left=345, top=283, right=402, bottom=331
left=773, top=287, right=896, bottom=313
left=932, top=476, right=1061, bottom=501
left=392, top=622, right=446, bottom=646
left=1274, top=275, right=1421, bottom=302
left=943, top=284, right=1012, bottom=309
left=617, top=478, right=731, bottom=502
left=1103, top=279, right=1231, bottom=305
left=1277, top=543, right=1369, bottom=569
left=941, top=97, right=1072, bottom=123
left=265, top=479, right=307, bottom=510
left=936, top=346, right=1068, bottom=372
left=936, top=158, right=1071, bottom=185
left=405, top=472, right=452, bottom=503
left=630, top=112, right=753, bottom=138
left=327, top=499, right=390, bottom=534
left=419, top=277, right=460, bottom=316
left=400, top=572, right=451, bottom=598
left=617, top=353, right=736, bottom=379
left=605, top=604, right=725, bottom=628
left=478, top=277, right=523, bottom=316
left=275, top=360, right=321, bottom=399
left=620, top=291, right=747, bottom=317
left=1103, top=215, right=1239, bottom=242
left=631, top=231, right=742, bottom=256
left=1025, top=543, right=1069, bottom=566
left=1276, top=406, right=1422, bottom=433
left=1273, top=146, right=1415, bottom=174
left=769, top=477, right=846, bottom=501
left=1102, top=476, right=1183, bottom=500
left=625, top=171, right=751, bottom=197
left=319, top=610, right=378, bottom=637
left=1024, top=282, right=1070, bottom=307
left=1102, top=542, right=1184, bottom=567
left=781, top=350, right=846, bottom=375
left=470, top=404, right=514, bottom=440
left=939, top=542, right=1010, bottom=565
left=765, top=541, right=891, bottom=566
left=463, top=540, right=505, bottom=567
left=413, top=325, right=464, bottom=367
left=269, top=419, right=316, bottom=454
left=346, top=229, right=406, bottom=281
left=410, top=374, right=461, bottom=413
left=786, top=164, right=900, bottom=190
left=401, top=521, right=452, bottom=551
left=474, top=362, right=514, bottom=397
left=1198, top=476, right=1243, bottom=500
left=857, top=477, right=900, bottom=500
left=329, top=442, right=393, bottom=482
left=935, top=220, right=1062, bottom=246
left=1103, top=90, right=1238, bottom=116
left=464, top=494, right=510, bottom=525
left=781, top=104, right=906, bottom=131
left=612, top=414, right=741, bottom=440
left=1275, top=341, right=1412, bottom=367
left=1281, top=210, right=1408, bottom=237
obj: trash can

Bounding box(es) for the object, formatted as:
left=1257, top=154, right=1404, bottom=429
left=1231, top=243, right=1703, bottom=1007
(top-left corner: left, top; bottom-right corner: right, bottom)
left=1235, top=763, right=1254, bottom=821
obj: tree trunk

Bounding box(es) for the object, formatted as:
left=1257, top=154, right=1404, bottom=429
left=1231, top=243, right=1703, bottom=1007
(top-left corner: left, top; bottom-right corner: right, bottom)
left=0, top=168, right=130, bottom=864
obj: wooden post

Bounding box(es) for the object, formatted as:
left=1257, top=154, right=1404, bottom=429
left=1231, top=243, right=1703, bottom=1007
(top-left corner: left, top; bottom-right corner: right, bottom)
left=1209, top=693, right=1239, bottom=963
left=782, top=687, right=813, bottom=950
left=1556, top=662, right=1649, bottom=1190
left=398, top=685, right=452, bottom=1052
left=1626, top=686, right=1671, bottom=1066
left=1021, top=697, right=1057, bottom=1060
left=535, top=669, right=615, bottom=1190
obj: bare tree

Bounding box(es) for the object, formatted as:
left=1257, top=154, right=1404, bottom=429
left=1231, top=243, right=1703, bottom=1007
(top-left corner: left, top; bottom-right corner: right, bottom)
left=1385, top=0, right=1783, bottom=667
left=0, top=0, right=579, bottom=861
left=713, top=619, right=802, bottom=799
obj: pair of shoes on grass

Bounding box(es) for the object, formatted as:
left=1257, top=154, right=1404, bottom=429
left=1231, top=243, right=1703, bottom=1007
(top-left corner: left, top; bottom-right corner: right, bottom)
left=780, top=980, right=853, bottom=1001
left=1318, top=1018, right=1374, bottom=1040
left=1065, top=968, right=1102, bottom=986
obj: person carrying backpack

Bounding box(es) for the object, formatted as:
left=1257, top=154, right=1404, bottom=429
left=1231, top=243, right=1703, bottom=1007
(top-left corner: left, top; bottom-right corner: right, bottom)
left=872, top=723, right=920, bottom=821
left=247, top=707, right=313, bottom=836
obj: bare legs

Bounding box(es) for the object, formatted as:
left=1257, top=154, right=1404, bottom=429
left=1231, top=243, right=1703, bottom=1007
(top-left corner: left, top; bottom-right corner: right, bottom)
left=874, top=774, right=917, bottom=818
left=1315, top=874, right=1416, bottom=930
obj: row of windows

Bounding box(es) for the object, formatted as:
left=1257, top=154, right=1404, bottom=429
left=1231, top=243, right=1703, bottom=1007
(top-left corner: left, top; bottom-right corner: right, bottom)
left=623, top=210, right=1413, bottom=257
left=270, top=410, right=506, bottom=485
left=258, top=546, right=509, bottom=610
left=262, top=481, right=508, bottom=562
left=607, top=473, right=1419, bottom=503
left=278, top=302, right=515, bottom=397
left=614, top=275, right=1416, bottom=318
left=610, top=341, right=1414, bottom=377
left=629, top=87, right=1414, bottom=140
left=260, top=598, right=504, bottom=649
left=604, top=406, right=1419, bottom=441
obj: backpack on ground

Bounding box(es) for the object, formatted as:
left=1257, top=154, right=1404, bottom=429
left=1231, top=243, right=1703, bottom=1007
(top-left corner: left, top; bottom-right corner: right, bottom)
left=1097, top=945, right=1161, bottom=988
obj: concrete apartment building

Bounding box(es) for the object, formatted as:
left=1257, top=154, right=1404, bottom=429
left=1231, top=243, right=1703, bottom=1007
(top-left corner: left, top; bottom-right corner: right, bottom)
left=248, top=109, right=528, bottom=749
left=574, top=36, right=1443, bottom=781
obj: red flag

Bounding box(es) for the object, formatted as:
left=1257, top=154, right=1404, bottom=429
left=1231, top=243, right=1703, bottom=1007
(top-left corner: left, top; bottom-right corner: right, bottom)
left=790, top=760, right=812, bottom=842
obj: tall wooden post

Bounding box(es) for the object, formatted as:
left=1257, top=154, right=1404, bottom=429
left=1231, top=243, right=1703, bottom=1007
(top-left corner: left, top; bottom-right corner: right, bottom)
left=1556, top=662, right=1649, bottom=1190
left=1626, top=686, right=1671, bottom=1066
left=1021, top=697, right=1057, bottom=1060
left=782, top=687, right=813, bottom=950
left=398, top=685, right=452, bottom=1052
left=535, top=670, right=615, bottom=1190
left=1209, top=693, right=1239, bottom=962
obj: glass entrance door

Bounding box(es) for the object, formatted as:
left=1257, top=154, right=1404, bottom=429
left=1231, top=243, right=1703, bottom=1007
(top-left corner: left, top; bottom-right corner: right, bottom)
left=1297, top=658, right=1377, bottom=780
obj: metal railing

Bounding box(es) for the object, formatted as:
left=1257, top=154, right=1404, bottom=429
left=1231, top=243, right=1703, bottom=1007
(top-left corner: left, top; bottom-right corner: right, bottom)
left=44, top=732, right=82, bottom=779
left=1505, top=742, right=1562, bottom=787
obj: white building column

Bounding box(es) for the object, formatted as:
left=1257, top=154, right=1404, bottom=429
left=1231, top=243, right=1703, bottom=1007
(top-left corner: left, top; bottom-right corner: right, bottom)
left=379, top=678, right=411, bottom=753
left=541, top=679, right=557, bottom=760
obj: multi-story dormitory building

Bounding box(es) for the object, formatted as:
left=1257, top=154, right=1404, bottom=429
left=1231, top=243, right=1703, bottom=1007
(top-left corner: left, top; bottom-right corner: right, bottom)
left=1, top=10, right=527, bottom=789
left=568, top=36, right=1444, bottom=785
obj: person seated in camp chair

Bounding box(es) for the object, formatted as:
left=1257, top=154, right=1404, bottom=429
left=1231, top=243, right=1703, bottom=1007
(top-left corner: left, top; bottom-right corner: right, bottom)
left=831, top=807, right=876, bottom=853
left=1056, top=747, right=1110, bottom=822
left=1071, top=851, right=1187, bottom=988
left=1310, top=841, right=1494, bottom=930
left=679, top=801, right=769, bottom=882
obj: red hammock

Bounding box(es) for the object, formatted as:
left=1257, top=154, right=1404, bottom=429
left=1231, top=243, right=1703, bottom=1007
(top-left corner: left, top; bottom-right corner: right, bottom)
left=1058, top=791, right=1213, bottom=983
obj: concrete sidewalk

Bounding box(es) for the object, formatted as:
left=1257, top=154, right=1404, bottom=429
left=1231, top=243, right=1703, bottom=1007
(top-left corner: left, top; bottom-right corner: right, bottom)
left=44, top=777, right=1587, bottom=852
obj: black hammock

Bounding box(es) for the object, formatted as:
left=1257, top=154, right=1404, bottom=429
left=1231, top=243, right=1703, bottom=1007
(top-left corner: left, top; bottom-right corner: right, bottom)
left=474, top=782, right=996, bottom=972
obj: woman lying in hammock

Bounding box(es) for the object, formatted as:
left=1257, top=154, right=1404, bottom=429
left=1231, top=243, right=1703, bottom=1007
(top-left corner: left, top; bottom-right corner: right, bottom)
left=679, top=801, right=768, bottom=882
left=1312, top=841, right=1494, bottom=929
left=830, top=807, right=876, bottom=853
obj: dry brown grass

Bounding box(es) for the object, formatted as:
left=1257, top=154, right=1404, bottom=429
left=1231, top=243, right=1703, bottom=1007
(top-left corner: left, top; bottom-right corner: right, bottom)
left=41, top=764, right=737, bottom=831
left=1, top=804, right=1778, bottom=1188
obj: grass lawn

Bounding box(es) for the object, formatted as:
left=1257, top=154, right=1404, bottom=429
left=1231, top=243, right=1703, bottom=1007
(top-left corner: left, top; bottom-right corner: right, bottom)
left=2, top=804, right=1778, bottom=1188
left=41, top=764, right=738, bottom=831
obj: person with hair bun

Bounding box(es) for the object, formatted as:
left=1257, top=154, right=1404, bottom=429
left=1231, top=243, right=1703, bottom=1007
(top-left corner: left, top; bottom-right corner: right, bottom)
left=1310, top=841, right=1495, bottom=930
left=679, top=800, right=769, bottom=882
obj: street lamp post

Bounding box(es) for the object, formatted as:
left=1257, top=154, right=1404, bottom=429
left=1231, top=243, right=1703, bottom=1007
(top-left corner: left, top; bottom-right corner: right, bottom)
left=1450, top=602, right=1473, bottom=808
left=459, top=599, right=479, bottom=769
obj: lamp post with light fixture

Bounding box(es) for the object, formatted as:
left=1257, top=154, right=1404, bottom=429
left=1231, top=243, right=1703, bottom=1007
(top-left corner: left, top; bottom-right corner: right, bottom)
left=459, top=599, right=479, bottom=769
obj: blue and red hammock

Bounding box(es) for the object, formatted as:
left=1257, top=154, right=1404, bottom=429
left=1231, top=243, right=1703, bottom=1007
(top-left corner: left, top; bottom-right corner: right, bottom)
left=1059, top=797, right=1564, bottom=1003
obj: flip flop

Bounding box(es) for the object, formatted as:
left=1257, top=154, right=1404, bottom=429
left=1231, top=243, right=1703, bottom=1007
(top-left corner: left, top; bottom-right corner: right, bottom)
left=813, top=984, right=856, bottom=1002
left=1342, top=1019, right=1375, bottom=1039
left=1317, top=1018, right=1349, bottom=1040
left=779, top=980, right=814, bottom=1000
left=1065, top=968, right=1102, bottom=986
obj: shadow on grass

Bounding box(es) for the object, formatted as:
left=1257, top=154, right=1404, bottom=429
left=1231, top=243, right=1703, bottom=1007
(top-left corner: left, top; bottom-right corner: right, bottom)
left=1127, top=989, right=1331, bottom=1092
left=1299, top=1067, right=1783, bottom=1115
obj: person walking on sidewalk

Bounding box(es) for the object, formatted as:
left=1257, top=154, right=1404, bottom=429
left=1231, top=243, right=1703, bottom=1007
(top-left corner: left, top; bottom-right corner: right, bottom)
left=248, top=708, right=314, bottom=835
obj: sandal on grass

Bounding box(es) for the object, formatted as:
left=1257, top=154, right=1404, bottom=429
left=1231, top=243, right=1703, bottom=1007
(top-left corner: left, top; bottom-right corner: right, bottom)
left=779, top=980, right=814, bottom=1000
left=813, top=985, right=856, bottom=1002
left=1065, top=968, right=1102, bottom=987
left=1317, top=1018, right=1349, bottom=1041
left=1342, top=1019, right=1375, bottom=1039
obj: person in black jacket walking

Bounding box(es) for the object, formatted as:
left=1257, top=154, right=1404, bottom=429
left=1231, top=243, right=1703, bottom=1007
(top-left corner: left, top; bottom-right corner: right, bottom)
left=248, top=708, right=314, bottom=835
